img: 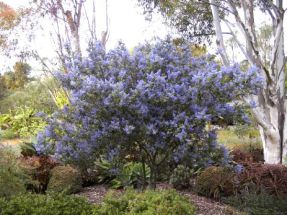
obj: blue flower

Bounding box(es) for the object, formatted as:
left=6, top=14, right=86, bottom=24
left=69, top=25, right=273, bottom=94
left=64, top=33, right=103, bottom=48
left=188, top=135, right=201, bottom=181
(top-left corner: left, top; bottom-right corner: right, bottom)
left=234, top=164, right=244, bottom=174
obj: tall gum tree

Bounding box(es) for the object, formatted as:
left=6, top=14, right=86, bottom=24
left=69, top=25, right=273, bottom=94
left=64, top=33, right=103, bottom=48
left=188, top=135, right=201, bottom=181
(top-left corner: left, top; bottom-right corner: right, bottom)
left=138, top=0, right=287, bottom=164
left=211, top=0, right=286, bottom=164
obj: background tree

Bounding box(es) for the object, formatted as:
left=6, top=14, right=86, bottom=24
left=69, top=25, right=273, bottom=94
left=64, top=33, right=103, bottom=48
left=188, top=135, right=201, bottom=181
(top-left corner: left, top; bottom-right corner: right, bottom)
left=0, top=73, right=6, bottom=98
left=138, top=0, right=222, bottom=44
left=1, top=61, right=31, bottom=90
left=13, top=61, right=31, bottom=88
left=0, top=1, right=19, bottom=50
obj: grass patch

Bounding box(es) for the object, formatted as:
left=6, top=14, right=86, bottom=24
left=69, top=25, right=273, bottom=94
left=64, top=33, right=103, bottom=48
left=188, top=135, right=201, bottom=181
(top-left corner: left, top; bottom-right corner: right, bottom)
left=217, top=126, right=262, bottom=151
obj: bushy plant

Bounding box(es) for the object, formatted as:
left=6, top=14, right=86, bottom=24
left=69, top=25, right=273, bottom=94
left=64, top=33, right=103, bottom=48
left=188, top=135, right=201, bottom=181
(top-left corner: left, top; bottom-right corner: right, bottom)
left=195, top=166, right=237, bottom=199
left=169, top=165, right=194, bottom=189
left=95, top=189, right=196, bottom=215
left=36, top=38, right=262, bottom=188
left=0, top=193, right=94, bottom=215
left=224, top=191, right=287, bottom=215
left=237, top=163, right=287, bottom=196
left=47, top=165, right=82, bottom=194
left=0, top=146, right=29, bottom=198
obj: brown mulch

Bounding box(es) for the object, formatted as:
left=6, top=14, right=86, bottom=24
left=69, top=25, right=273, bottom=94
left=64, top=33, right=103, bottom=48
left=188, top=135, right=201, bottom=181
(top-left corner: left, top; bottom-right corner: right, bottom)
left=77, top=184, right=243, bottom=215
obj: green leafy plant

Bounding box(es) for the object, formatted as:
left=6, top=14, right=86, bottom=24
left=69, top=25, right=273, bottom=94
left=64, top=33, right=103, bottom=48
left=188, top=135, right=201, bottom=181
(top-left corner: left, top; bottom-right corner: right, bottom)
left=110, top=162, right=151, bottom=189
left=0, top=107, right=46, bottom=138
left=0, top=193, right=94, bottom=215
left=54, top=88, right=70, bottom=109
left=95, top=189, right=196, bottom=215
left=47, top=165, right=82, bottom=194
left=94, top=160, right=150, bottom=189
left=19, top=140, right=37, bottom=157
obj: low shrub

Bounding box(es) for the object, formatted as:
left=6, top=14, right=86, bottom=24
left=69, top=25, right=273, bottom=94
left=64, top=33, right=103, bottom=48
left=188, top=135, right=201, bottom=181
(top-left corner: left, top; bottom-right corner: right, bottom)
left=0, top=193, right=94, bottom=215
left=237, top=163, right=287, bottom=196
left=95, top=189, right=196, bottom=215
left=47, top=165, right=82, bottom=194
left=224, top=191, right=287, bottom=215
left=194, top=166, right=236, bottom=199
left=169, top=165, right=194, bottom=189
left=20, top=156, right=58, bottom=193
left=231, top=148, right=263, bottom=163
left=0, top=146, right=29, bottom=198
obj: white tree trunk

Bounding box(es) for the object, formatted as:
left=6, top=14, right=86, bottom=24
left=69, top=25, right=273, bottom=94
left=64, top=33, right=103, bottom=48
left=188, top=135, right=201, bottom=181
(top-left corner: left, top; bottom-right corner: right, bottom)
left=209, top=0, right=229, bottom=66
left=282, top=115, right=287, bottom=164
left=211, top=0, right=287, bottom=164
left=258, top=123, right=281, bottom=164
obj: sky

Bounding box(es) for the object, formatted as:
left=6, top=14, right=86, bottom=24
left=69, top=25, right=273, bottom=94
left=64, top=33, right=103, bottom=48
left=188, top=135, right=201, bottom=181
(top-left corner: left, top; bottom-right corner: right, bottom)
left=0, top=0, right=170, bottom=73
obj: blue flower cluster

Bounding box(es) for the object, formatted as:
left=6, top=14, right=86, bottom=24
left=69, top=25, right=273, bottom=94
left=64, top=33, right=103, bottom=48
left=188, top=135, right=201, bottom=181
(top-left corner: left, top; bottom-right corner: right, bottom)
left=35, top=38, right=263, bottom=171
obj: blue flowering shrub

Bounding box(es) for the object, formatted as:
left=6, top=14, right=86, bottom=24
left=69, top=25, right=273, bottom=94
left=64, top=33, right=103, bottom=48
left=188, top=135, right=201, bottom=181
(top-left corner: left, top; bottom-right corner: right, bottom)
left=35, top=38, right=262, bottom=188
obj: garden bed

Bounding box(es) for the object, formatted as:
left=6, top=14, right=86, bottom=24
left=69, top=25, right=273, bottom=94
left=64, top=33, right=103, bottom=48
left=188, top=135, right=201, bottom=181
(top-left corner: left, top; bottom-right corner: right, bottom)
left=77, top=184, right=242, bottom=215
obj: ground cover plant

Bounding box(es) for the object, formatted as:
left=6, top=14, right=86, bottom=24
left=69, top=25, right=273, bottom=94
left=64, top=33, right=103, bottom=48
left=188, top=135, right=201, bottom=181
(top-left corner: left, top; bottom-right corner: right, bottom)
left=35, top=38, right=262, bottom=188
left=0, top=193, right=94, bottom=215
left=94, top=189, right=196, bottom=215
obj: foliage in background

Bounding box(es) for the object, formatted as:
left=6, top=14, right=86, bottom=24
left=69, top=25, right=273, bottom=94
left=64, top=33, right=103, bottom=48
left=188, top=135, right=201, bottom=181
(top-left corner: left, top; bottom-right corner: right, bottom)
left=0, top=79, right=57, bottom=114
left=36, top=38, right=262, bottom=188
left=217, top=126, right=262, bottom=151
left=0, top=107, right=46, bottom=138
left=137, top=0, right=222, bottom=43
left=231, top=148, right=264, bottom=163
left=0, top=62, right=31, bottom=91
left=54, top=88, right=70, bottom=109
left=0, top=193, right=94, bottom=215
left=95, top=189, right=196, bottom=215
left=0, top=146, right=29, bottom=198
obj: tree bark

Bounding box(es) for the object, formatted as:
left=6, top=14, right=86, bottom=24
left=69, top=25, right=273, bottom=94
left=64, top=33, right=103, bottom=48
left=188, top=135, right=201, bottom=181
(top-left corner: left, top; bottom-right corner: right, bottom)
left=209, top=0, right=229, bottom=66
left=210, top=0, right=287, bottom=164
